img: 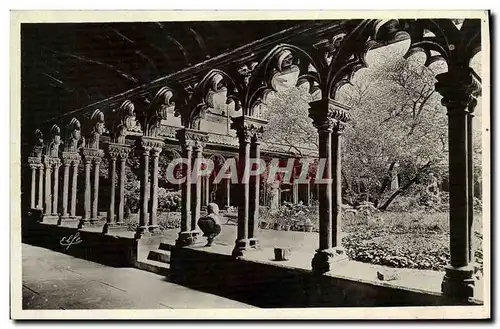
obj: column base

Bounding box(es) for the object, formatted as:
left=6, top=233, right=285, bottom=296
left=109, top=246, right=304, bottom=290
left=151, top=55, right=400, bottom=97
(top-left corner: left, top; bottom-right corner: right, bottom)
left=78, top=218, right=105, bottom=229
left=57, top=216, right=80, bottom=227
left=248, top=237, right=260, bottom=249
left=311, top=247, right=349, bottom=273
left=232, top=239, right=251, bottom=257
left=175, top=231, right=200, bottom=247
left=134, top=225, right=163, bottom=239
left=102, top=222, right=127, bottom=234
left=41, top=214, right=59, bottom=225
left=441, top=264, right=475, bottom=300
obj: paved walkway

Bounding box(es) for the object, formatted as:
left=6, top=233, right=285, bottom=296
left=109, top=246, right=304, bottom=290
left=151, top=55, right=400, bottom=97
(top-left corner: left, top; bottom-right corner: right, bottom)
left=22, top=244, right=255, bottom=310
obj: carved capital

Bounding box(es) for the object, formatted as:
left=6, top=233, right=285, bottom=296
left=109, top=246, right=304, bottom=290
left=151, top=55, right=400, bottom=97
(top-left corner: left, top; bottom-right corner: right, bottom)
left=176, top=128, right=209, bottom=151
left=108, top=143, right=131, bottom=161
left=435, top=67, right=481, bottom=115
left=309, top=99, right=352, bottom=132
left=28, top=156, right=41, bottom=166
left=231, top=116, right=267, bottom=143
left=81, top=147, right=104, bottom=163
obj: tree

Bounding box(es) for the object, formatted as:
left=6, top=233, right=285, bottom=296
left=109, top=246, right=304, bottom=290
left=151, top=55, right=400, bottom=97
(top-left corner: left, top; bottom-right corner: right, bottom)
left=339, top=48, right=449, bottom=209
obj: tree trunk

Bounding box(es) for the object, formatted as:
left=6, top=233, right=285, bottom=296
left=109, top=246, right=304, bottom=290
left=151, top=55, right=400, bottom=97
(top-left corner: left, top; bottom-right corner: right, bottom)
left=378, top=161, right=432, bottom=211
left=378, top=177, right=417, bottom=211
left=375, top=161, right=397, bottom=208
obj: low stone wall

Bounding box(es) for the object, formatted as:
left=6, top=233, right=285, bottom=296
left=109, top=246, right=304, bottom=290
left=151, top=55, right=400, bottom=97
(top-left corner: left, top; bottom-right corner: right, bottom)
left=22, top=220, right=137, bottom=267
left=170, top=246, right=482, bottom=308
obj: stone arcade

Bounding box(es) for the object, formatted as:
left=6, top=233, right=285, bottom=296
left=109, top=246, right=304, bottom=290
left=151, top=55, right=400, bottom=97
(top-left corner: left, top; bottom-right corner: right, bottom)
left=21, top=18, right=483, bottom=306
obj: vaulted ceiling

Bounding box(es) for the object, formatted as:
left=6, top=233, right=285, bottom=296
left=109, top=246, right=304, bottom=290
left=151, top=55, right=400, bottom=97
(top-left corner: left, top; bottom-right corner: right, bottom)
left=21, top=20, right=312, bottom=130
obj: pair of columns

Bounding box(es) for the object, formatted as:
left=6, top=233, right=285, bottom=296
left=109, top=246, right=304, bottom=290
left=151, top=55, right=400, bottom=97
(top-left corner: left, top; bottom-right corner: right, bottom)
left=60, top=153, right=81, bottom=219
left=435, top=67, right=481, bottom=300
left=231, top=116, right=265, bottom=257
left=175, top=129, right=209, bottom=246
left=103, top=143, right=130, bottom=233
left=27, top=157, right=43, bottom=210
left=135, top=137, right=165, bottom=238
left=79, top=148, right=104, bottom=226
left=308, top=99, right=350, bottom=272
left=202, top=176, right=232, bottom=208
left=36, top=156, right=61, bottom=217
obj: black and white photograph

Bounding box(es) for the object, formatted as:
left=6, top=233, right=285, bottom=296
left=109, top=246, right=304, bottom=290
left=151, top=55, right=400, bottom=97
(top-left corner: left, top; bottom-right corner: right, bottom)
left=10, top=10, right=491, bottom=319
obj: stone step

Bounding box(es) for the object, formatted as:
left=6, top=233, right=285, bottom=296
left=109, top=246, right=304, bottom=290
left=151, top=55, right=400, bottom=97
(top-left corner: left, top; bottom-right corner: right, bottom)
left=158, top=242, right=175, bottom=252
left=135, top=259, right=170, bottom=276
left=147, top=249, right=171, bottom=264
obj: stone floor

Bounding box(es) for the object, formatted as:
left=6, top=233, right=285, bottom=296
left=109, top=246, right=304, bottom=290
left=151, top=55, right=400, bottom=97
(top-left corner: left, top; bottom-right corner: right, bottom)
left=21, top=243, right=255, bottom=310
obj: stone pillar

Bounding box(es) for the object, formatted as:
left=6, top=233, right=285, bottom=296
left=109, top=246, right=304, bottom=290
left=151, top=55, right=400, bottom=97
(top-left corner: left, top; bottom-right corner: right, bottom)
left=309, top=99, right=350, bottom=273
left=292, top=181, right=299, bottom=204
left=248, top=137, right=262, bottom=247
left=149, top=144, right=163, bottom=233
left=435, top=68, right=480, bottom=300
left=107, top=154, right=117, bottom=224
left=226, top=178, right=231, bottom=208
left=70, top=158, right=79, bottom=217
left=30, top=164, right=36, bottom=208
left=117, top=152, right=128, bottom=224
left=233, top=129, right=250, bottom=256
left=51, top=160, right=61, bottom=215
left=80, top=148, right=103, bottom=227
left=91, top=157, right=102, bottom=220
left=83, top=157, right=92, bottom=220
left=306, top=181, right=311, bottom=206
left=175, top=129, right=208, bottom=246
left=61, top=157, right=71, bottom=217
left=231, top=116, right=266, bottom=256
left=44, top=158, right=52, bottom=215
left=104, top=143, right=130, bottom=233
left=191, top=144, right=204, bottom=231
left=331, top=121, right=345, bottom=248
left=204, top=176, right=210, bottom=206
left=28, top=157, right=41, bottom=209
left=37, top=164, right=44, bottom=210
left=137, top=144, right=151, bottom=237
left=135, top=137, right=164, bottom=239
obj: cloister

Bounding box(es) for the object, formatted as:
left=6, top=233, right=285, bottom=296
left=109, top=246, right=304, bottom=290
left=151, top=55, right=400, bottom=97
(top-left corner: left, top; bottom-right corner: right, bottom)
left=21, top=18, right=484, bottom=307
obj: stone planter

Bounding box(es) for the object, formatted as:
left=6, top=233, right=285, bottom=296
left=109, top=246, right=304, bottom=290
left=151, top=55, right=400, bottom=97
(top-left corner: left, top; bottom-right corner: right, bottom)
left=274, top=247, right=291, bottom=261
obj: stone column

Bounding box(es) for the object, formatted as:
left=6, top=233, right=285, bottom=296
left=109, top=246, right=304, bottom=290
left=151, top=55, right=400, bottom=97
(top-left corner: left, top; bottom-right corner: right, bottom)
left=137, top=144, right=151, bottom=237
left=91, top=157, right=102, bottom=220
left=331, top=121, right=345, bottom=248
left=233, top=132, right=250, bottom=256
left=248, top=137, right=262, bottom=247
left=30, top=164, right=36, bottom=209
left=70, top=158, right=79, bottom=217
left=191, top=144, right=204, bottom=231
left=117, top=152, right=128, bottom=224
left=149, top=144, right=163, bottom=233
left=44, top=158, right=52, bottom=215
left=51, top=160, right=61, bottom=215
left=292, top=181, right=299, bottom=204
left=230, top=116, right=267, bottom=256
left=435, top=68, right=480, bottom=300
left=61, top=157, right=71, bottom=217
left=107, top=153, right=117, bottom=225
left=37, top=164, right=44, bottom=210
left=306, top=181, right=311, bottom=206
left=180, top=145, right=192, bottom=233
left=226, top=178, right=231, bottom=208
left=309, top=99, right=350, bottom=273
left=204, top=176, right=210, bottom=206
left=83, top=156, right=92, bottom=220
left=104, top=143, right=130, bottom=233
left=175, top=129, right=208, bottom=246
left=28, top=157, right=40, bottom=209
